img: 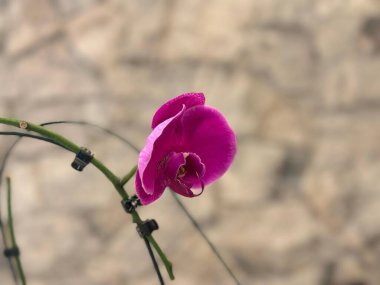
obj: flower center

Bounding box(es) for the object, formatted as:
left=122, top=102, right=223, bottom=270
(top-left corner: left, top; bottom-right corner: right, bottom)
left=177, top=166, right=186, bottom=177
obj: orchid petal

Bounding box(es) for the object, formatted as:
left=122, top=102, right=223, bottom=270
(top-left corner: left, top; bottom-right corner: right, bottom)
left=180, top=106, right=237, bottom=185
left=151, top=93, right=205, bottom=129
left=135, top=170, right=165, bottom=205
left=138, top=106, right=185, bottom=194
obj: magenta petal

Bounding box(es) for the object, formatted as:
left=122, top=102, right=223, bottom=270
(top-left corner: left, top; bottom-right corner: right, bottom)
left=138, top=106, right=185, bottom=194
left=180, top=106, right=237, bottom=185
left=151, top=93, right=205, bottom=129
left=169, top=179, right=194, bottom=197
left=135, top=170, right=165, bottom=205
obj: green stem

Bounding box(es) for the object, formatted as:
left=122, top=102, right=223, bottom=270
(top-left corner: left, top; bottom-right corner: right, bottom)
left=6, top=177, right=26, bottom=285
left=0, top=118, right=127, bottom=199
left=0, top=117, right=174, bottom=280
left=120, top=165, right=137, bottom=187
left=148, top=236, right=174, bottom=280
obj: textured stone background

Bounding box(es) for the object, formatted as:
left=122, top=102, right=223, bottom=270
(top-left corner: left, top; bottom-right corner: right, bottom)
left=1, top=0, right=380, bottom=284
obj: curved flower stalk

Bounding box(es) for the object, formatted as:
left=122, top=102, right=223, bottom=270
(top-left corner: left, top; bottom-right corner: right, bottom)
left=0, top=117, right=174, bottom=281
left=136, top=93, right=237, bottom=205
left=5, top=177, right=26, bottom=285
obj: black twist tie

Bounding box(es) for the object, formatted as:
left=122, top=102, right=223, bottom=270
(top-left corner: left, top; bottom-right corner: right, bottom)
left=121, top=195, right=142, bottom=214
left=71, top=147, right=93, bottom=171
left=136, top=219, right=159, bottom=238
left=3, top=247, right=20, bottom=258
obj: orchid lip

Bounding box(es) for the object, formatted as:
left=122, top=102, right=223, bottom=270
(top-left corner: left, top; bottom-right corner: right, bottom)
left=174, top=169, right=205, bottom=197
left=196, top=171, right=205, bottom=192
left=191, top=170, right=205, bottom=197
left=156, top=151, right=207, bottom=198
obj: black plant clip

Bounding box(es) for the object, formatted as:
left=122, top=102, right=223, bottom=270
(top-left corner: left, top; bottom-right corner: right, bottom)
left=138, top=219, right=163, bottom=284
left=71, top=147, right=93, bottom=171
left=120, top=196, right=163, bottom=283
left=3, top=246, right=20, bottom=258
left=136, top=219, right=159, bottom=238
left=121, top=195, right=142, bottom=214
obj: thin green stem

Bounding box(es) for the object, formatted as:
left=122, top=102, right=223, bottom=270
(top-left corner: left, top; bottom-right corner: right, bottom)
left=147, top=236, right=174, bottom=280
left=6, top=177, right=26, bottom=285
left=171, top=192, right=240, bottom=284
left=0, top=138, right=20, bottom=283
left=120, top=165, right=137, bottom=187
left=0, top=117, right=174, bottom=280
left=40, top=120, right=140, bottom=153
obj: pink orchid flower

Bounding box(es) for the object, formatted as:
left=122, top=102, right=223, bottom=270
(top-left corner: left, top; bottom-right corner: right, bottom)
left=135, top=93, right=237, bottom=205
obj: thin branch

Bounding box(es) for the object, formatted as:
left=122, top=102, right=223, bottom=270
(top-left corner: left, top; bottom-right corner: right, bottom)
left=0, top=132, right=68, bottom=149
left=40, top=120, right=140, bottom=153
left=144, top=237, right=164, bottom=285
left=0, top=179, right=18, bottom=284
left=170, top=192, right=241, bottom=285
left=120, top=165, right=137, bottom=187
left=6, top=177, right=26, bottom=285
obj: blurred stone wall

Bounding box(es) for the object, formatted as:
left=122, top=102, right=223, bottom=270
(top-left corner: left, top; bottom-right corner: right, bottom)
left=1, top=0, right=380, bottom=284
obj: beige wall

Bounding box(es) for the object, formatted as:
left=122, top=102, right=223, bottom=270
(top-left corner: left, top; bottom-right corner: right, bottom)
left=1, top=0, right=380, bottom=284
